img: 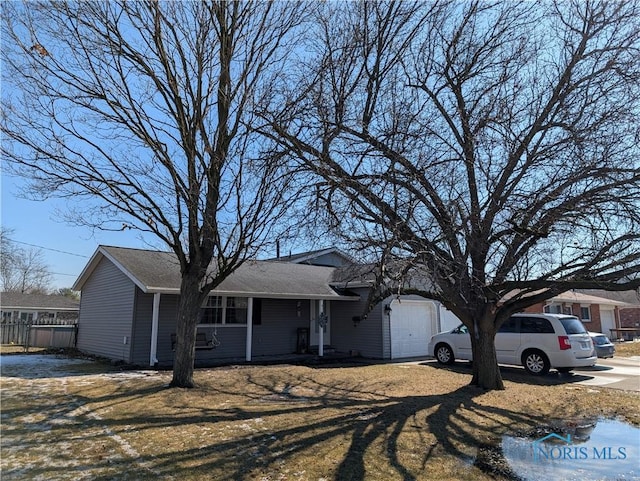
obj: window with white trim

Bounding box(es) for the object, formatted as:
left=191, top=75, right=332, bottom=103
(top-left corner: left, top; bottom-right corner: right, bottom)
left=225, top=297, right=248, bottom=324
left=580, top=306, right=591, bottom=322
left=544, top=304, right=562, bottom=314
left=199, top=296, right=248, bottom=325
left=200, top=296, right=223, bottom=324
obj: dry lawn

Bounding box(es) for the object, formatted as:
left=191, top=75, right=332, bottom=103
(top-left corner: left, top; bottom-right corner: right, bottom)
left=0, top=345, right=48, bottom=355
left=614, top=340, right=640, bottom=357
left=1, top=355, right=639, bottom=481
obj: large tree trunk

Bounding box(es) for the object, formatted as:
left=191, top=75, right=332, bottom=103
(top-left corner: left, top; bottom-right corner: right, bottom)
left=469, top=321, right=504, bottom=390
left=170, top=274, right=204, bottom=388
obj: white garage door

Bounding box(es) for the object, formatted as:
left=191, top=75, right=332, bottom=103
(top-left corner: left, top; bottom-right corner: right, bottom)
left=390, top=300, right=437, bottom=359
left=600, top=309, right=616, bottom=338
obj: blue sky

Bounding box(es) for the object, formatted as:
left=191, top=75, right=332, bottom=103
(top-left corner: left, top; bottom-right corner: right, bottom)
left=1, top=172, right=155, bottom=290
left=2, top=172, right=308, bottom=291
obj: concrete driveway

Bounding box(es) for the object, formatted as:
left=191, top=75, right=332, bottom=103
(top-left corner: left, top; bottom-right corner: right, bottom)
left=410, top=356, right=640, bottom=392
left=572, top=356, right=640, bottom=391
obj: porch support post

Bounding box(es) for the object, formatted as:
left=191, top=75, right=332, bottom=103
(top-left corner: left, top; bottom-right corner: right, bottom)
left=318, top=299, right=324, bottom=357
left=149, top=292, right=161, bottom=366
left=246, top=297, right=253, bottom=362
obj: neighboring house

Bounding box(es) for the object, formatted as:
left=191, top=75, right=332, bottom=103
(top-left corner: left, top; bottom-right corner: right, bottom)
left=521, top=291, right=632, bottom=338
left=0, top=292, right=80, bottom=324
left=72, top=246, right=448, bottom=367
left=267, top=246, right=356, bottom=267
left=577, top=289, right=640, bottom=331
left=1, top=292, right=80, bottom=347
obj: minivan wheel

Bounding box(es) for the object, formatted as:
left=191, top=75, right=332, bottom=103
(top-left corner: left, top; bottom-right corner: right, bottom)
left=522, top=350, right=550, bottom=375
left=435, top=344, right=455, bottom=365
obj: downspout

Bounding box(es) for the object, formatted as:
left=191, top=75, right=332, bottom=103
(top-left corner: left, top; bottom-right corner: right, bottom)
left=149, top=292, right=161, bottom=366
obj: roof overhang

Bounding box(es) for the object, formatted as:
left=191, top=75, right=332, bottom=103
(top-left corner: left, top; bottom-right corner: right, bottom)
left=75, top=246, right=361, bottom=301
left=73, top=246, right=149, bottom=292
left=0, top=306, right=79, bottom=311
left=548, top=292, right=631, bottom=307
left=144, top=287, right=359, bottom=301
left=330, top=281, right=373, bottom=289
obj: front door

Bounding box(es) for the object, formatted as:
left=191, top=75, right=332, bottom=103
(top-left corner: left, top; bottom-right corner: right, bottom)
left=310, top=300, right=330, bottom=346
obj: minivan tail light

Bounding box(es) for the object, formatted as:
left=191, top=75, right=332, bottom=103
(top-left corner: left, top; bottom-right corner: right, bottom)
left=558, top=336, right=572, bottom=350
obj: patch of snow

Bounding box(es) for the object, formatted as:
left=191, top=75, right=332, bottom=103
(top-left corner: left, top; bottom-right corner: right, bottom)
left=1, top=353, right=173, bottom=480
left=1, top=354, right=164, bottom=382
left=0, top=354, right=88, bottom=367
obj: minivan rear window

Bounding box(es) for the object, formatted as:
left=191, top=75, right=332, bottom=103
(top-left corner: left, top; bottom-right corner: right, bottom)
left=520, top=317, right=555, bottom=334
left=559, top=317, right=587, bottom=334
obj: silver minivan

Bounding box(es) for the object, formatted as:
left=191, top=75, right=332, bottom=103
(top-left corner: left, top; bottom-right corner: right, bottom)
left=427, top=313, right=597, bottom=375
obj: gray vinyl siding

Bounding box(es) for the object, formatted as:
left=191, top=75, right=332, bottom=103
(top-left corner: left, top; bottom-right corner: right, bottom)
left=252, top=299, right=311, bottom=356
left=133, top=292, right=252, bottom=364
left=77, top=257, right=136, bottom=362
left=131, top=289, right=152, bottom=365
left=130, top=290, right=180, bottom=365
left=132, top=292, right=240, bottom=365
left=331, top=287, right=384, bottom=358
left=132, top=295, right=314, bottom=365
left=156, top=295, right=180, bottom=362
left=194, top=326, right=247, bottom=360
left=298, top=252, right=349, bottom=267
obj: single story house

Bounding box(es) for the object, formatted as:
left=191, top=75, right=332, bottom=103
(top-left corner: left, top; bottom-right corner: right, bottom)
left=576, top=289, right=640, bottom=330
left=72, top=246, right=450, bottom=366
left=0, top=292, right=80, bottom=324
left=1, top=292, right=80, bottom=347
left=522, top=290, right=632, bottom=338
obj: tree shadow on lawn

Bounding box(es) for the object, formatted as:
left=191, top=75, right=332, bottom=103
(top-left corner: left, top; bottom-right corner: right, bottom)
left=75, top=375, right=548, bottom=481
left=3, top=365, right=555, bottom=481
left=422, top=360, right=595, bottom=386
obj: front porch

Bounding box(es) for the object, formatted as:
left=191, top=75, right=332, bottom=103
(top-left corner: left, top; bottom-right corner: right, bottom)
left=156, top=348, right=357, bottom=370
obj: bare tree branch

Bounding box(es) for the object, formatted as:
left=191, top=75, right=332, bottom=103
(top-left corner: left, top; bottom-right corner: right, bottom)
left=1, top=0, right=308, bottom=387
left=262, top=0, right=640, bottom=390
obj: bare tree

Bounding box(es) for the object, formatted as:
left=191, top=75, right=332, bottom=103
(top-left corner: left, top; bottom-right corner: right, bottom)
left=262, top=0, right=640, bottom=389
left=2, top=1, right=307, bottom=387
left=55, top=287, right=80, bottom=300
left=1, top=229, right=53, bottom=293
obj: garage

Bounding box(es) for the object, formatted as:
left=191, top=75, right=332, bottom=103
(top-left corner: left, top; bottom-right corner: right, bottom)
left=389, top=299, right=438, bottom=359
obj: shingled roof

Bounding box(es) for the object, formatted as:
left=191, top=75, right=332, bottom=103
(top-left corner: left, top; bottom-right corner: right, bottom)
left=266, top=247, right=355, bottom=266
left=73, top=246, right=359, bottom=300
left=0, top=292, right=79, bottom=311
left=576, top=289, right=640, bottom=307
